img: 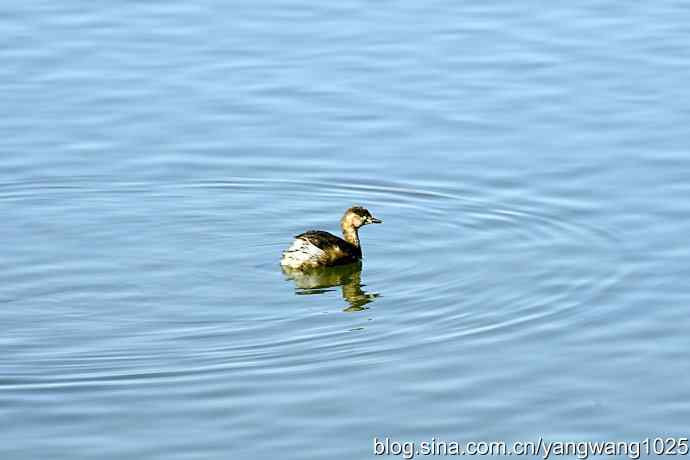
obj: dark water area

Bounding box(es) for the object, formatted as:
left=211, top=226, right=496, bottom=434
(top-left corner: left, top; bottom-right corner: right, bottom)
left=2, top=1, right=690, bottom=459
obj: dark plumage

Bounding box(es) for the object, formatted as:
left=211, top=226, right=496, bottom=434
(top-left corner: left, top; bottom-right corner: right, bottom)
left=297, top=230, right=361, bottom=261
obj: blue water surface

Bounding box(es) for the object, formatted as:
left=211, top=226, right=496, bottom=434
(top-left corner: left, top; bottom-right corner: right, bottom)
left=2, top=1, right=690, bottom=459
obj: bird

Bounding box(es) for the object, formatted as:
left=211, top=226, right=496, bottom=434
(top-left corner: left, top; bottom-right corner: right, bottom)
left=280, top=206, right=382, bottom=270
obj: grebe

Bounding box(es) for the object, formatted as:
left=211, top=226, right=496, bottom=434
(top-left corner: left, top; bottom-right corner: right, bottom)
left=280, top=206, right=382, bottom=269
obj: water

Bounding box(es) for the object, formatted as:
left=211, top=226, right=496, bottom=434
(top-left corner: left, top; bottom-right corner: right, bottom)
left=2, top=1, right=690, bottom=459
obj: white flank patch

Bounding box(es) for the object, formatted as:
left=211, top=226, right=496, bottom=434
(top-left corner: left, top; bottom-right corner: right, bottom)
left=280, top=238, right=324, bottom=268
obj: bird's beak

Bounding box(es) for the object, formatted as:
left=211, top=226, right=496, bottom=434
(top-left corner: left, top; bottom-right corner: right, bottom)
left=369, top=216, right=383, bottom=224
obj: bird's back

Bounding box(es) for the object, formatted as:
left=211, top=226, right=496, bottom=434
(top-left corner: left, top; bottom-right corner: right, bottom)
left=280, top=230, right=360, bottom=269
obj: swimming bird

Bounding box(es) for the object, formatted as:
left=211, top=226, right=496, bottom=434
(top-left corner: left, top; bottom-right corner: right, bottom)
left=280, top=206, right=382, bottom=269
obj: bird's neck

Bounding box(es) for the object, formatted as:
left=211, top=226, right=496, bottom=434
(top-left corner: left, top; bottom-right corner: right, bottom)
left=341, top=225, right=360, bottom=248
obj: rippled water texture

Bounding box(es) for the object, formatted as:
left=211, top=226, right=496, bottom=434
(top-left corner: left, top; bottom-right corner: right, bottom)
left=2, top=1, right=690, bottom=459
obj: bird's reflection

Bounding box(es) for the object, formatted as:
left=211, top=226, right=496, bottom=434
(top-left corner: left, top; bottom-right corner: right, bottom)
left=281, top=261, right=379, bottom=312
